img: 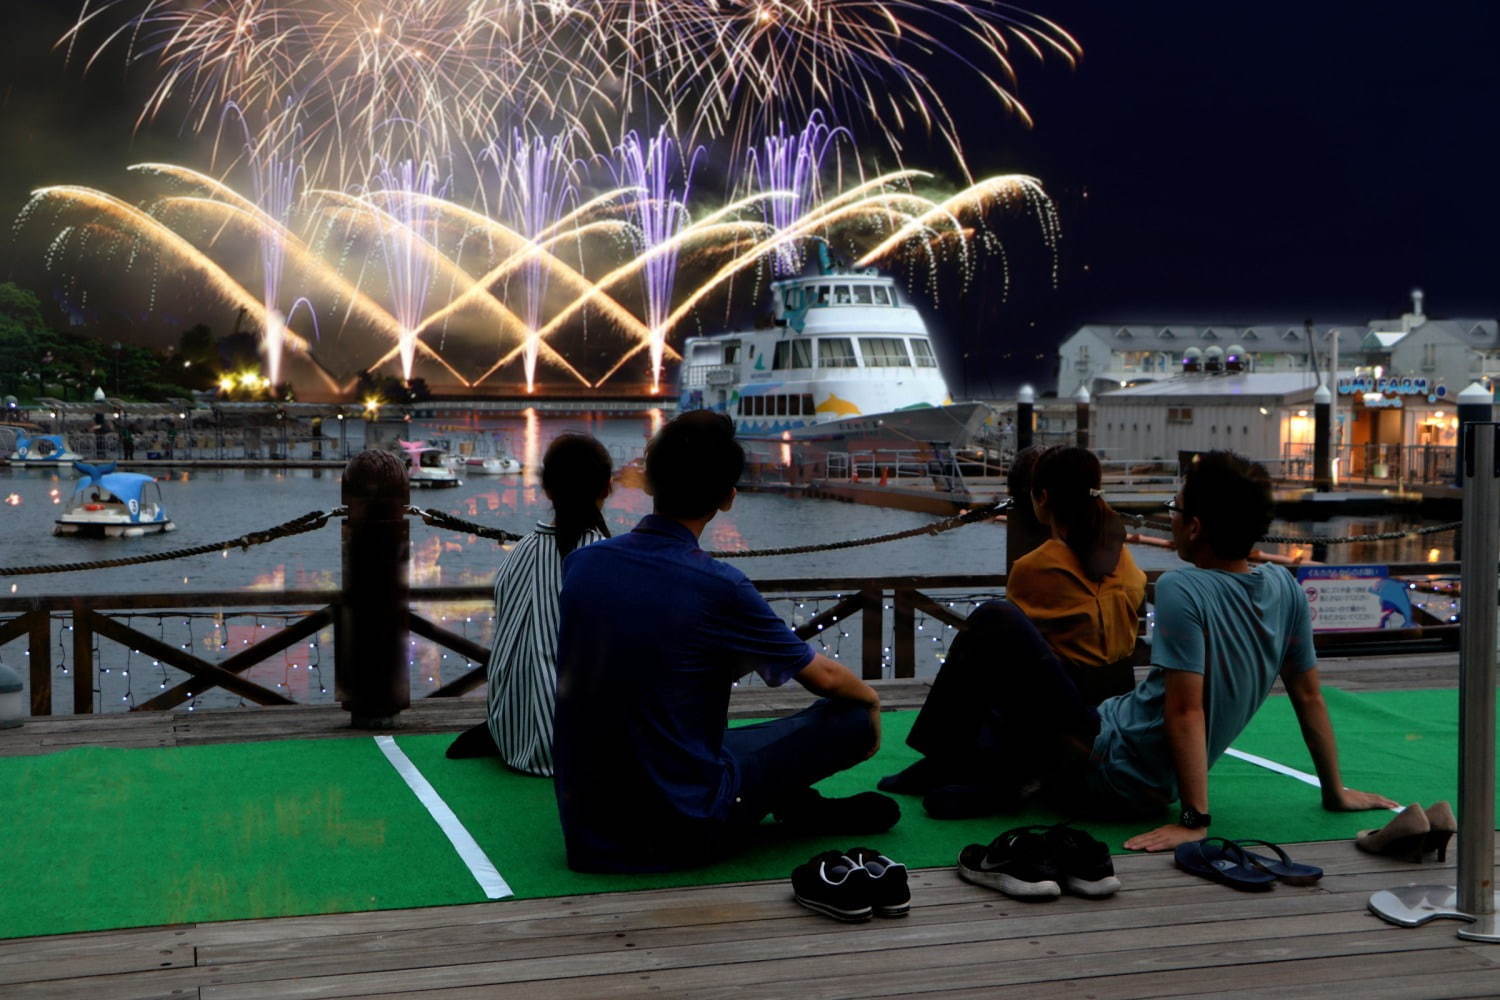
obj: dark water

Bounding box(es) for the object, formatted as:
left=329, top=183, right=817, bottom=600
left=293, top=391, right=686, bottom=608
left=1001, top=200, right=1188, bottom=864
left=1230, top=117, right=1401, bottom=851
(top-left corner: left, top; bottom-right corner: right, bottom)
left=0, top=412, right=1454, bottom=711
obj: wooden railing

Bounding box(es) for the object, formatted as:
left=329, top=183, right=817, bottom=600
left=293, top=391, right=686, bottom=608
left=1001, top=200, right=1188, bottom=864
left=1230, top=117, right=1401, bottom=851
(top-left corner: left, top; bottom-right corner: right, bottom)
left=0, top=562, right=1464, bottom=718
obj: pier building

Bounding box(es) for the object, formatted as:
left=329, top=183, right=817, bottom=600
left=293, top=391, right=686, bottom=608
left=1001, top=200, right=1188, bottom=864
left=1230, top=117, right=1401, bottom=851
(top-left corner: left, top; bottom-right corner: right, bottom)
left=1056, top=289, right=1499, bottom=405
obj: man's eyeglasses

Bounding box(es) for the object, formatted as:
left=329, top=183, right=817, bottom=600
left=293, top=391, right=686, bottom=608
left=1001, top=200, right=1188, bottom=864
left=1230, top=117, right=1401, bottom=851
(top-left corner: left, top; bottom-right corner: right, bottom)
left=1164, top=497, right=1186, bottom=515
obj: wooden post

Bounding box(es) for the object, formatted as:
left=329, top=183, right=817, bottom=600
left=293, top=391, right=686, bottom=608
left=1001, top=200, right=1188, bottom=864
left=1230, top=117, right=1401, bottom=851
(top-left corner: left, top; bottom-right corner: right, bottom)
left=28, top=612, right=51, bottom=717
left=337, top=449, right=411, bottom=728
left=892, top=589, right=915, bottom=679
left=860, top=585, right=884, bottom=681
left=72, top=610, right=93, bottom=714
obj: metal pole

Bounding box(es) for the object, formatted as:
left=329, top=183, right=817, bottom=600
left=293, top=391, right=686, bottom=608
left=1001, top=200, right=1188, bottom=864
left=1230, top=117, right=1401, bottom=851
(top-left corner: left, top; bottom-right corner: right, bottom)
left=1456, top=420, right=1499, bottom=939
left=1368, top=421, right=1500, bottom=939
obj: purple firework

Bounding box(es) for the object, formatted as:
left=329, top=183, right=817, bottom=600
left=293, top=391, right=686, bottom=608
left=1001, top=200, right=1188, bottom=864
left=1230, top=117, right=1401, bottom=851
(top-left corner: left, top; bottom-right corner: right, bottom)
left=371, top=158, right=448, bottom=381
left=613, top=127, right=701, bottom=392
left=747, top=110, right=849, bottom=276
left=484, top=131, right=580, bottom=392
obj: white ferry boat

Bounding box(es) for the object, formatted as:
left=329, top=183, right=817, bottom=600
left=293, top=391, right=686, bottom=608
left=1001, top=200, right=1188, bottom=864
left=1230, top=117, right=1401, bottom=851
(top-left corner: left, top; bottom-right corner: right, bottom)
left=676, top=262, right=991, bottom=448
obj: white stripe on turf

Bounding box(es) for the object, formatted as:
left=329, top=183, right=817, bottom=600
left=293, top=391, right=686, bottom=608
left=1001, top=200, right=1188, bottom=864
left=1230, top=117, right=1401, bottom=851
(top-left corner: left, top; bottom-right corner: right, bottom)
left=374, top=735, right=513, bottom=900
left=1224, top=746, right=1401, bottom=813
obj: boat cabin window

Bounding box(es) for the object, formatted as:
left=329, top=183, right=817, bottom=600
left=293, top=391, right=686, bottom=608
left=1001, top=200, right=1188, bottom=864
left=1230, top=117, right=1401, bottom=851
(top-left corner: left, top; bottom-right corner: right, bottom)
left=834, top=286, right=852, bottom=304
left=772, top=339, right=812, bottom=370
left=419, top=451, right=444, bottom=468
left=852, top=285, right=873, bottom=305
left=818, top=337, right=858, bottom=368
left=784, top=288, right=803, bottom=310
left=723, top=343, right=739, bottom=364
left=859, top=337, right=911, bottom=367
left=816, top=285, right=831, bottom=306
left=911, top=339, right=938, bottom=367
left=690, top=343, right=722, bottom=363
left=802, top=394, right=815, bottom=415
left=872, top=286, right=893, bottom=306
left=775, top=395, right=788, bottom=416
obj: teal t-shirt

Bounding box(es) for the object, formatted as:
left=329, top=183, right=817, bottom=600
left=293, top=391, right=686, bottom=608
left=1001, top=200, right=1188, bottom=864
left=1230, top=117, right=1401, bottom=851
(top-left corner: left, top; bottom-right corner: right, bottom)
left=1092, top=562, right=1317, bottom=802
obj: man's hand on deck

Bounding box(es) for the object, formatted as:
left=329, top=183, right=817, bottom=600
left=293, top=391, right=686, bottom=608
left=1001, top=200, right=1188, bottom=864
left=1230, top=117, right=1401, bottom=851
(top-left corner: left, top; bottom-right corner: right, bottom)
left=1322, top=787, right=1399, bottom=812
left=1123, top=823, right=1205, bottom=852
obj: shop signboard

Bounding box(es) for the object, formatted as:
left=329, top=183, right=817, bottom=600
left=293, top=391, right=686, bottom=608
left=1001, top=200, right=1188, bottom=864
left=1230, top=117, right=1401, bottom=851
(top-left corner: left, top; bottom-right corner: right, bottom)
left=1296, top=565, right=1413, bottom=632
left=1336, top=375, right=1449, bottom=405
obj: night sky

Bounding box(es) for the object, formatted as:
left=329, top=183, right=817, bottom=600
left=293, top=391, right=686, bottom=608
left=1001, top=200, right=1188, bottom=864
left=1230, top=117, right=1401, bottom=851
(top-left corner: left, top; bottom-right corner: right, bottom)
left=1, top=1, right=1496, bottom=396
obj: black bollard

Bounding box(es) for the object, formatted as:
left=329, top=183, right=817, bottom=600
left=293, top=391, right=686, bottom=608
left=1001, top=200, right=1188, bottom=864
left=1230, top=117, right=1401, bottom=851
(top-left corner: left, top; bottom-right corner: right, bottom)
left=337, top=449, right=411, bottom=728
left=1016, top=383, right=1035, bottom=453
left=1456, top=382, right=1495, bottom=487
left=1313, top=381, right=1332, bottom=491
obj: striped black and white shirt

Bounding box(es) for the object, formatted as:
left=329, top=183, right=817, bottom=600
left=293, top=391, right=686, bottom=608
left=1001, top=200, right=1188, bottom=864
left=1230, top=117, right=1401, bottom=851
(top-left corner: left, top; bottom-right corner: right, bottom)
left=486, top=522, right=604, bottom=776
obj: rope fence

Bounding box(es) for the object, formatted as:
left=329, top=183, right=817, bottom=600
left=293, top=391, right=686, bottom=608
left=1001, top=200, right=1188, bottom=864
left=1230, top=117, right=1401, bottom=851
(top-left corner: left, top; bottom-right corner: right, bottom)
left=0, top=500, right=1465, bottom=579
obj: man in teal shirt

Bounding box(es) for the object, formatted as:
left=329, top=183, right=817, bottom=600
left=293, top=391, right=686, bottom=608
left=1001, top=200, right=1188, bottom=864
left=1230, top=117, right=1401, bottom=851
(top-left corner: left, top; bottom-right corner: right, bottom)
left=1095, top=452, right=1396, bottom=850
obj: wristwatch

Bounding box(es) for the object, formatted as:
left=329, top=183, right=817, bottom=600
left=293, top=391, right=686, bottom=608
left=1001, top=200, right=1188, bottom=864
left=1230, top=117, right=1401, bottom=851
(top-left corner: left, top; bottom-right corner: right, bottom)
left=1179, top=805, right=1212, bottom=829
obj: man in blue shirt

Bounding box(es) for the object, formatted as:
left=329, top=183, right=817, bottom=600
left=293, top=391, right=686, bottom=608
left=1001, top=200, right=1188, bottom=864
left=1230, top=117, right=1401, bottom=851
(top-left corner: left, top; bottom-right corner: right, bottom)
left=553, top=412, right=897, bottom=873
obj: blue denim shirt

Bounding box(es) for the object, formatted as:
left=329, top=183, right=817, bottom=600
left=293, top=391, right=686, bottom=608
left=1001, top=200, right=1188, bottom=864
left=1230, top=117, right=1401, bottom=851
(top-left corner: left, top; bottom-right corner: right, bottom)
left=552, top=514, right=815, bottom=872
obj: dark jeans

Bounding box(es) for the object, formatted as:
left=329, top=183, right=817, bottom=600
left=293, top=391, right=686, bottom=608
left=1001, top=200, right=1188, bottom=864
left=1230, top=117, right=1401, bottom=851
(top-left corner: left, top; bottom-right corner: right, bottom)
left=908, top=600, right=1103, bottom=790
left=723, top=697, right=875, bottom=824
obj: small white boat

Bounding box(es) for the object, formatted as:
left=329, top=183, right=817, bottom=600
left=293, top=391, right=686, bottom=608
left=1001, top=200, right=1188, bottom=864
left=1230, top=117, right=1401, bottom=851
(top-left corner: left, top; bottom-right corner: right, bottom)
left=459, top=433, right=523, bottom=475
left=398, top=441, right=462, bottom=488
left=463, top=455, right=522, bottom=475
left=54, top=462, right=175, bottom=537
left=9, top=434, right=84, bottom=467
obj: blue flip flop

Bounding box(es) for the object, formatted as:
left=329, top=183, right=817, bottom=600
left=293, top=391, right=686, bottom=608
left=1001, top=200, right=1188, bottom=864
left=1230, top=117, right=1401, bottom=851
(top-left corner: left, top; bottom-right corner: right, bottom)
left=1173, top=838, right=1276, bottom=892
left=1234, top=839, right=1323, bottom=885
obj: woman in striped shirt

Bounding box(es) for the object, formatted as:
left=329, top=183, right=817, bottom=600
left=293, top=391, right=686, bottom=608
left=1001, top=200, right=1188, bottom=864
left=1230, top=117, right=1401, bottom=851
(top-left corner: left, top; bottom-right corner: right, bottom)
left=447, top=433, right=612, bottom=775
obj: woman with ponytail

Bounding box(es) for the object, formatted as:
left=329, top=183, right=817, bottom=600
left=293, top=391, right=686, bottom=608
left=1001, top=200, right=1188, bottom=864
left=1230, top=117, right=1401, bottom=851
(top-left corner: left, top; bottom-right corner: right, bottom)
left=446, top=433, right=613, bottom=774
left=879, top=445, right=1146, bottom=819
left=1009, top=445, right=1145, bottom=703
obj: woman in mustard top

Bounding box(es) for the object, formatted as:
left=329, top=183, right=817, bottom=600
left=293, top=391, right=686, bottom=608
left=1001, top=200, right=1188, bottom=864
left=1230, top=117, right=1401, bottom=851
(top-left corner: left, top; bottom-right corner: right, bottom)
left=1008, top=447, right=1146, bottom=704
left=880, top=446, right=1146, bottom=818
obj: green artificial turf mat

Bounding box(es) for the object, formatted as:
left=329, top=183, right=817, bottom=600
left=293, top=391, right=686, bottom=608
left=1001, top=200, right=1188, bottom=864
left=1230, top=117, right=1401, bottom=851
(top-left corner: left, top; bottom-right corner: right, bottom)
left=0, top=687, right=1483, bottom=939
left=0, top=738, right=488, bottom=939
left=395, top=687, right=1477, bottom=901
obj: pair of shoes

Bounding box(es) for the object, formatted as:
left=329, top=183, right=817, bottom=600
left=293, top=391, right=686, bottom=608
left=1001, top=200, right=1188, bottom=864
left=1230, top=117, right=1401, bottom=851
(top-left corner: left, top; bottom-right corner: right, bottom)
left=878, top=757, right=944, bottom=795
left=923, top=781, right=1022, bottom=820
left=773, top=788, right=901, bottom=835
left=1174, top=838, right=1323, bottom=891
left=791, top=847, right=911, bottom=922
left=956, top=824, right=1121, bottom=901
left=1356, top=802, right=1456, bottom=862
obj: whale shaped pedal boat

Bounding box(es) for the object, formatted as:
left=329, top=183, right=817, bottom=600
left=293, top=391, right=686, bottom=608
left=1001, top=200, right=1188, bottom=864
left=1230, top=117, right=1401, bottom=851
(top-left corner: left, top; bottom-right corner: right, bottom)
left=54, top=462, right=175, bottom=537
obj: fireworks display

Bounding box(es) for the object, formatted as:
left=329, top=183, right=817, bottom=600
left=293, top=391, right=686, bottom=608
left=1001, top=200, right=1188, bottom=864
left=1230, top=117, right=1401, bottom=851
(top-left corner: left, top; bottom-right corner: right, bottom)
left=29, top=0, right=1077, bottom=394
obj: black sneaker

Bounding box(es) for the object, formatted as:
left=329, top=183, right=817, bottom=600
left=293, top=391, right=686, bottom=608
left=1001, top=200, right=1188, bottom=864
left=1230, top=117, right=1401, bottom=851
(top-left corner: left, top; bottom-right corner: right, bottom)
left=791, top=851, right=874, bottom=922
left=774, top=788, right=900, bottom=835
left=957, top=826, right=1062, bottom=900
left=1044, top=824, right=1121, bottom=898
left=846, top=846, right=911, bottom=917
